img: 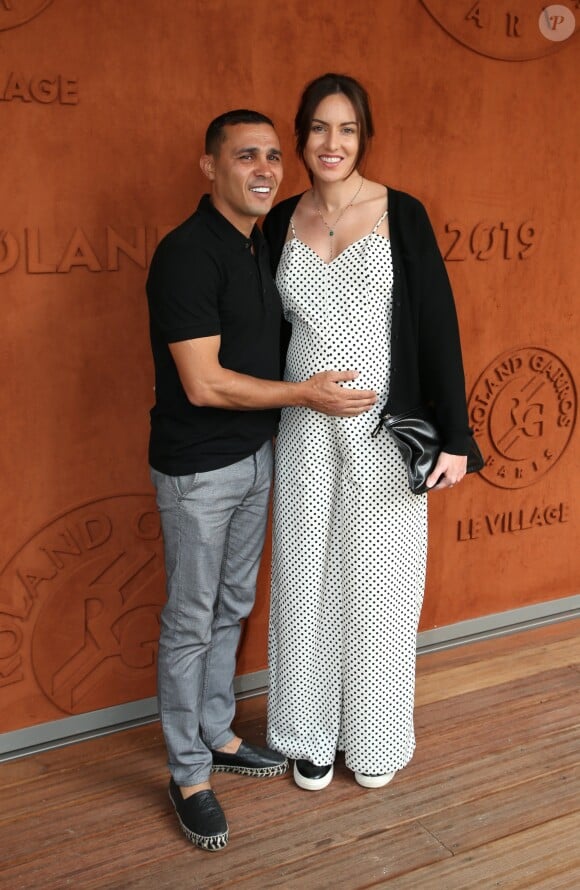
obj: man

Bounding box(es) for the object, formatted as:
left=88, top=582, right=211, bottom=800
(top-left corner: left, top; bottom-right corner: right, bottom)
left=146, top=109, right=376, bottom=851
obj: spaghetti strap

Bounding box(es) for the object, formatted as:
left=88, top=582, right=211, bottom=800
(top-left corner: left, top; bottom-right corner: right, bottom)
left=372, top=209, right=389, bottom=234
left=289, top=217, right=297, bottom=239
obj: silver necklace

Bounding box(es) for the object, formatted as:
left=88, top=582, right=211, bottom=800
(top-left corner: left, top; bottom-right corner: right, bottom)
left=312, top=177, right=364, bottom=260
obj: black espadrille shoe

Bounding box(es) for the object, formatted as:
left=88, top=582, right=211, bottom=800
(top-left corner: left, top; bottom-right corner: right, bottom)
left=211, top=741, right=288, bottom=778
left=168, top=779, right=228, bottom=851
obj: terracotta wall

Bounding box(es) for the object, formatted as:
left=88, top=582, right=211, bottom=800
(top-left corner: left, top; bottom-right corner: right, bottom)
left=1, top=0, right=578, bottom=735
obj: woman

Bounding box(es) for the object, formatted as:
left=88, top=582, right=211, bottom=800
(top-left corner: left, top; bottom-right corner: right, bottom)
left=263, top=73, right=472, bottom=791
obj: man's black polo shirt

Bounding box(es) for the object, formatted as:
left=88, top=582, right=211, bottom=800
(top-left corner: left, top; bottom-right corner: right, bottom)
left=146, top=195, right=282, bottom=475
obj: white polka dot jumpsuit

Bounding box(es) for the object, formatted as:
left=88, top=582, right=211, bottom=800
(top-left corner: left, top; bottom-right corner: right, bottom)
left=267, top=207, right=428, bottom=775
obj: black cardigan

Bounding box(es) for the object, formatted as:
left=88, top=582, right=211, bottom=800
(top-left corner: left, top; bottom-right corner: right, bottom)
left=263, top=187, right=472, bottom=455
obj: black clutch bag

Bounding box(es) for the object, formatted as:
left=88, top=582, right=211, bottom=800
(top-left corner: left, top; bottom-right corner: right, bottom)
left=372, top=405, right=484, bottom=494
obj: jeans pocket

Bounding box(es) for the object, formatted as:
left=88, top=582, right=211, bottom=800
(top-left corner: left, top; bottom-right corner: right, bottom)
left=173, top=472, right=199, bottom=499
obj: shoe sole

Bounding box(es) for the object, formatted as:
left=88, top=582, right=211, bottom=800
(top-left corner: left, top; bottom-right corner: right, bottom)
left=293, top=762, right=334, bottom=791
left=211, top=761, right=288, bottom=778
left=168, top=786, right=229, bottom=851
left=354, top=771, right=396, bottom=789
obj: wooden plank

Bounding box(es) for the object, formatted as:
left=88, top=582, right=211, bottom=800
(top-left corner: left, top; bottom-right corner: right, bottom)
left=420, top=764, right=580, bottom=853
left=214, top=821, right=450, bottom=890
left=412, top=672, right=580, bottom=776
left=5, top=721, right=580, bottom=887
left=417, top=617, right=580, bottom=674
left=416, top=637, right=580, bottom=705
left=0, top=723, right=165, bottom=784
left=0, top=783, right=449, bottom=890
left=2, top=676, right=578, bottom=855
left=1, top=620, right=579, bottom=890
left=382, top=811, right=580, bottom=889
left=0, top=743, right=167, bottom=823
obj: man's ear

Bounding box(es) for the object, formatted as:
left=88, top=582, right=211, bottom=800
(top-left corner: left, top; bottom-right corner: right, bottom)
left=200, top=154, right=216, bottom=181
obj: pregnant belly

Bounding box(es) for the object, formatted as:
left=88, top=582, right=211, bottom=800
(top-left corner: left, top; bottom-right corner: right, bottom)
left=285, top=333, right=389, bottom=395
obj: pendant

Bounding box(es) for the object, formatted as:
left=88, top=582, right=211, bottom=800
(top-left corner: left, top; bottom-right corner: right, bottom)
left=329, top=230, right=334, bottom=237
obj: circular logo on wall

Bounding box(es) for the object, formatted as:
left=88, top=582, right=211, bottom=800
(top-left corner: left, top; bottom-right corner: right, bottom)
left=0, top=495, right=165, bottom=725
left=421, top=0, right=579, bottom=61
left=468, top=347, right=577, bottom=489
left=0, top=0, right=54, bottom=31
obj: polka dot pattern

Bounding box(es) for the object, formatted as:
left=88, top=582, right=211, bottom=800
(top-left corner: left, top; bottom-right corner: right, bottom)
left=267, top=219, right=428, bottom=775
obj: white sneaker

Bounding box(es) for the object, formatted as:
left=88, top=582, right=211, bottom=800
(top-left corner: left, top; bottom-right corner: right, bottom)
left=354, top=771, right=396, bottom=789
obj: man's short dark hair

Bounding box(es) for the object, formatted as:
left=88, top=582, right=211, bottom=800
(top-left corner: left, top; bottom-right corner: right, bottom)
left=205, top=109, right=275, bottom=155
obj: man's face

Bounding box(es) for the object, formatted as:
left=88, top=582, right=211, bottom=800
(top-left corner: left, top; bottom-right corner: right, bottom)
left=201, top=123, right=283, bottom=234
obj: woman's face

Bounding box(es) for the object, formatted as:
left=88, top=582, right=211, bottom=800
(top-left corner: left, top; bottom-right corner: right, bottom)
left=304, top=93, right=360, bottom=183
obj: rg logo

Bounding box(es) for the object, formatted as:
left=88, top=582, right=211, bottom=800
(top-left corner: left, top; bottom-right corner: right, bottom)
left=468, top=347, right=576, bottom=489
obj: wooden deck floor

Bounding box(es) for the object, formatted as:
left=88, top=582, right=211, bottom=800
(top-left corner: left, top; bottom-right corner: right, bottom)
left=2, top=618, right=579, bottom=889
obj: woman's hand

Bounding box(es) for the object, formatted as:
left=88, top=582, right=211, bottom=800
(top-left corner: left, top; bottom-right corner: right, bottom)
left=426, top=452, right=468, bottom=491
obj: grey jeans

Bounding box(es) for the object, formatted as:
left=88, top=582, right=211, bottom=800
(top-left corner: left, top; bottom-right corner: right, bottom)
left=151, top=440, right=273, bottom=785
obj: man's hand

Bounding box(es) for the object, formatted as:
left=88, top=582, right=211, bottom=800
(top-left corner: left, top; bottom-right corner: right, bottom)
left=426, top=452, right=467, bottom=491
left=300, top=370, right=377, bottom=416
left=170, top=338, right=376, bottom=415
